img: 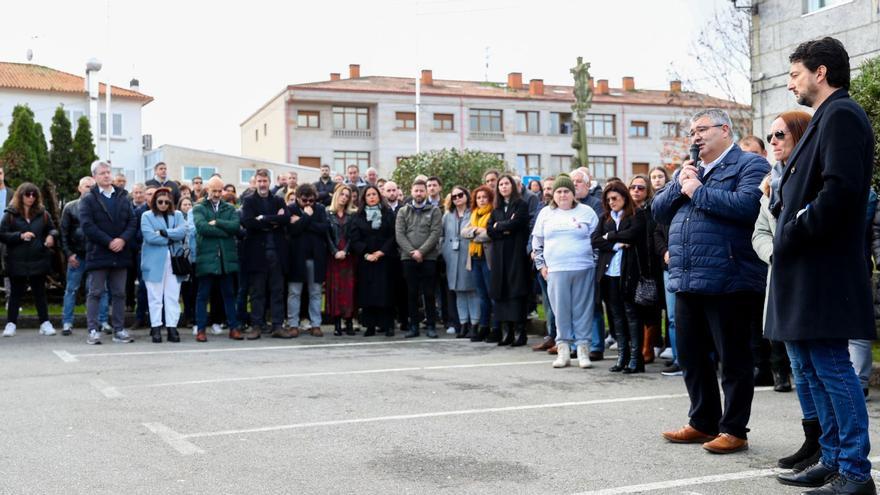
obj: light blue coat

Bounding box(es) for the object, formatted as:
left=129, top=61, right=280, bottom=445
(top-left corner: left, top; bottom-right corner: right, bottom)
left=140, top=210, right=188, bottom=283
left=181, top=210, right=197, bottom=262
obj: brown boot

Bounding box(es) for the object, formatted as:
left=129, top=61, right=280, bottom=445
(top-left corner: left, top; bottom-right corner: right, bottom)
left=547, top=345, right=558, bottom=355
left=642, top=324, right=660, bottom=364
left=272, top=327, right=295, bottom=339
left=532, top=338, right=555, bottom=351
left=228, top=328, right=243, bottom=340
left=245, top=327, right=262, bottom=340
left=309, top=327, right=323, bottom=337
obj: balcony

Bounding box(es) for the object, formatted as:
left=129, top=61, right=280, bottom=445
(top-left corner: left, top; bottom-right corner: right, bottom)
left=468, top=131, right=505, bottom=141
left=588, top=135, right=618, bottom=145
left=333, top=129, right=372, bottom=138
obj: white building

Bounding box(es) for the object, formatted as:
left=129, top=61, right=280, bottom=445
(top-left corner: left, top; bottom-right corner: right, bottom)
left=242, top=65, right=746, bottom=181
left=0, top=61, right=152, bottom=182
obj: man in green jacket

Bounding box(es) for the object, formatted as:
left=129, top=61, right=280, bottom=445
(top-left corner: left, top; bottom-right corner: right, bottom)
left=395, top=179, right=443, bottom=338
left=193, top=177, right=242, bottom=342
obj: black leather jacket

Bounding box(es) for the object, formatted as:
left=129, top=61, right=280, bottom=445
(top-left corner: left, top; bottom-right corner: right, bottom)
left=60, top=198, right=87, bottom=258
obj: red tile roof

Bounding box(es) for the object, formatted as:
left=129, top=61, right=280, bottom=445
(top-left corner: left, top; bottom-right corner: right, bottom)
left=0, top=62, right=153, bottom=104
left=287, top=76, right=747, bottom=109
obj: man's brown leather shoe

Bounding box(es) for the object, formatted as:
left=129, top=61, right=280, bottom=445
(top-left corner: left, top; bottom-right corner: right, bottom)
left=702, top=433, right=748, bottom=454
left=272, top=328, right=294, bottom=339
left=228, top=329, right=243, bottom=340
left=289, top=327, right=300, bottom=338
left=661, top=425, right=717, bottom=444
left=245, top=328, right=262, bottom=340
left=309, top=327, right=323, bottom=337
left=547, top=345, right=558, bottom=355
left=195, top=331, right=207, bottom=343
left=532, top=339, right=554, bottom=351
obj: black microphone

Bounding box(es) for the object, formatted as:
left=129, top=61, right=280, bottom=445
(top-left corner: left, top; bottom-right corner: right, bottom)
left=689, top=144, right=701, bottom=166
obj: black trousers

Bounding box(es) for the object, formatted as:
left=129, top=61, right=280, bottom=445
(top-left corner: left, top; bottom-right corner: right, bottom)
left=676, top=291, right=756, bottom=439
left=392, top=259, right=409, bottom=329
left=747, top=292, right=791, bottom=376
left=7, top=275, right=48, bottom=324
left=249, top=249, right=285, bottom=328
left=601, top=276, right=641, bottom=362
left=402, top=260, right=437, bottom=328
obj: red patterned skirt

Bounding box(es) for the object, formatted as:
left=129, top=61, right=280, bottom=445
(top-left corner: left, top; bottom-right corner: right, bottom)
left=326, top=255, right=356, bottom=319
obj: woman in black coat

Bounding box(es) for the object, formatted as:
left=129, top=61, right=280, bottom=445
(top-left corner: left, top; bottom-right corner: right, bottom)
left=592, top=181, right=647, bottom=373
left=628, top=174, right=664, bottom=364
left=486, top=174, right=531, bottom=347
left=349, top=186, right=397, bottom=336
left=0, top=183, right=59, bottom=337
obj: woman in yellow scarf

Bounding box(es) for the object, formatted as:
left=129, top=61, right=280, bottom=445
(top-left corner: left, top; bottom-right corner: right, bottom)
left=460, top=185, right=495, bottom=342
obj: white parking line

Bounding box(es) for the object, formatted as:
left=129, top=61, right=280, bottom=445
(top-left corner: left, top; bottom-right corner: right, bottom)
left=54, top=338, right=472, bottom=361
left=129, top=359, right=551, bottom=389
left=144, top=423, right=204, bottom=455
left=89, top=379, right=122, bottom=398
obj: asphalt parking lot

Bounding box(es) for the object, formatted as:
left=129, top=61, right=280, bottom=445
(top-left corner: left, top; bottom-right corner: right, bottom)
left=1, top=328, right=878, bottom=495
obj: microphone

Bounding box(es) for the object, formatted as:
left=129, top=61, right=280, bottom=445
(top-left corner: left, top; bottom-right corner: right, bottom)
left=689, top=144, right=701, bottom=166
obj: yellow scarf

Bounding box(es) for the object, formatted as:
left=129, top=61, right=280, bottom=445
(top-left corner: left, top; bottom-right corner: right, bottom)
left=468, top=204, right=493, bottom=258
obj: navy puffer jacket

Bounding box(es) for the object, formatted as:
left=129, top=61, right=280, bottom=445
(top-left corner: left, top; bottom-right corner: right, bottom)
left=652, top=145, right=769, bottom=294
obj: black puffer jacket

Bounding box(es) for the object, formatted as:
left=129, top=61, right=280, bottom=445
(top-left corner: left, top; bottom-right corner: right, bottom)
left=0, top=206, right=59, bottom=277
left=60, top=198, right=87, bottom=258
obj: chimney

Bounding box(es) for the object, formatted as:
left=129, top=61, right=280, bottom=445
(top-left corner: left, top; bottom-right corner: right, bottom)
left=330, top=73, right=341, bottom=81
left=528, top=79, right=544, bottom=96
left=129, top=78, right=140, bottom=91
left=349, top=64, right=360, bottom=79
left=670, top=80, right=682, bottom=93
left=596, top=79, right=609, bottom=95
left=622, top=76, right=635, bottom=91
left=420, top=69, right=433, bottom=86
left=507, top=72, right=523, bottom=89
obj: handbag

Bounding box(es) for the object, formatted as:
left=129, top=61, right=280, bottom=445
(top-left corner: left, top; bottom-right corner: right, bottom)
left=633, top=245, right=659, bottom=307
left=169, top=243, right=192, bottom=276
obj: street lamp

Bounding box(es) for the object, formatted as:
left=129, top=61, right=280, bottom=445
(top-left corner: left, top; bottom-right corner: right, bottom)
left=85, top=58, right=102, bottom=147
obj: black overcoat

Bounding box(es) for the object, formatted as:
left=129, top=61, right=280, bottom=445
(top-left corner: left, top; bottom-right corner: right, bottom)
left=349, top=208, right=396, bottom=308
left=486, top=198, right=531, bottom=301
left=240, top=192, right=290, bottom=274
left=0, top=206, right=59, bottom=277
left=591, top=208, right=647, bottom=300
left=285, top=202, right=330, bottom=284
left=767, top=89, right=877, bottom=341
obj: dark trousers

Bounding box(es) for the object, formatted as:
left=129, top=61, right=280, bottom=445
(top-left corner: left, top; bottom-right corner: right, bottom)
left=435, top=257, right=448, bottom=325
left=601, top=276, right=641, bottom=362
left=7, top=275, right=48, bottom=324
left=135, top=275, right=148, bottom=322
left=125, top=263, right=137, bottom=309
left=181, top=276, right=197, bottom=325
left=236, top=267, right=250, bottom=326
left=676, top=291, right=756, bottom=439
left=392, top=259, right=409, bottom=329
left=402, top=260, right=437, bottom=328
left=196, top=273, right=239, bottom=331
left=249, top=249, right=284, bottom=328
left=747, top=292, right=791, bottom=377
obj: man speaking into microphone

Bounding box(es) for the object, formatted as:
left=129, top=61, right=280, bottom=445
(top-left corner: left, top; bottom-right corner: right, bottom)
left=652, top=109, right=770, bottom=454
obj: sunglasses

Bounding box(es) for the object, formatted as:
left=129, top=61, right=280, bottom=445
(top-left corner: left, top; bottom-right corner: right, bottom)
left=451, top=192, right=465, bottom=200
left=23, top=191, right=38, bottom=198
left=156, top=200, right=171, bottom=206
left=629, top=185, right=646, bottom=191
left=766, top=130, right=787, bottom=143
left=299, top=198, right=315, bottom=204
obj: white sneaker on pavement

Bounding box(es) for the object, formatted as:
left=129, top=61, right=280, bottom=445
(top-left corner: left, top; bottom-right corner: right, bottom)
left=62, top=323, right=73, bottom=336
left=577, top=344, right=593, bottom=369
left=113, top=329, right=134, bottom=343
left=192, top=325, right=198, bottom=336
left=211, top=324, right=223, bottom=335
left=609, top=342, right=618, bottom=351
left=659, top=347, right=674, bottom=360
left=38, top=321, right=56, bottom=336
left=86, top=329, right=102, bottom=345
left=553, top=343, right=571, bottom=368
left=3, top=323, right=16, bottom=337
left=100, top=322, right=113, bottom=334
left=446, top=326, right=456, bottom=335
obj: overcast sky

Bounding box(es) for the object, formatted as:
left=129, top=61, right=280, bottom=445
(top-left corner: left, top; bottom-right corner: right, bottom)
left=1, top=0, right=743, bottom=157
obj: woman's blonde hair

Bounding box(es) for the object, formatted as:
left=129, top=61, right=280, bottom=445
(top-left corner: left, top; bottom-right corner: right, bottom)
left=329, top=185, right=358, bottom=214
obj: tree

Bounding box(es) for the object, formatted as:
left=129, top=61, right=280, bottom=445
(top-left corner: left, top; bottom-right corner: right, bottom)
left=850, top=55, right=880, bottom=190
left=71, top=115, right=98, bottom=185
left=392, top=149, right=506, bottom=195
left=49, top=106, right=76, bottom=200
left=0, top=105, right=42, bottom=187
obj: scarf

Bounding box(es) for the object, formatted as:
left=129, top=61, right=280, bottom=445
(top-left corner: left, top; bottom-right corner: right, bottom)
left=468, top=204, right=493, bottom=258
left=365, top=205, right=382, bottom=230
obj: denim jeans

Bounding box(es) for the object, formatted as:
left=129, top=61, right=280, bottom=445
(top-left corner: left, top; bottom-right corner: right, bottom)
left=548, top=268, right=594, bottom=348
left=784, top=341, right=818, bottom=420
left=196, top=273, right=239, bottom=331
left=470, top=256, right=492, bottom=327
left=663, top=270, right=678, bottom=365
left=287, top=259, right=322, bottom=327
left=536, top=272, right=556, bottom=339
left=848, top=339, right=873, bottom=391
left=785, top=339, right=872, bottom=482
left=591, top=303, right=605, bottom=353
left=62, top=262, right=109, bottom=326
left=454, top=290, right=480, bottom=325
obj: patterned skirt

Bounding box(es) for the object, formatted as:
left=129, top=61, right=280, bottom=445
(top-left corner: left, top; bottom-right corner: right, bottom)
left=326, top=256, right=356, bottom=319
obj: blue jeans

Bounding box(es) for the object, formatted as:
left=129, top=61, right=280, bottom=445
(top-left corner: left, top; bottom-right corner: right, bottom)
left=591, top=303, right=605, bottom=352
left=62, top=262, right=108, bottom=326
left=663, top=270, right=678, bottom=365
left=287, top=259, right=322, bottom=327
left=786, top=339, right=872, bottom=482
left=848, top=339, right=873, bottom=391
left=785, top=341, right=818, bottom=420
left=470, top=257, right=492, bottom=327
left=536, top=272, right=556, bottom=339
left=196, top=273, right=239, bottom=331
left=548, top=268, right=594, bottom=348
left=454, top=290, right=480, bottom=325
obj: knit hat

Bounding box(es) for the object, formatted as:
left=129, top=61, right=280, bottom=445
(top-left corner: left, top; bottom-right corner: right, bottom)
left=552, top=173, right=575, bottom=194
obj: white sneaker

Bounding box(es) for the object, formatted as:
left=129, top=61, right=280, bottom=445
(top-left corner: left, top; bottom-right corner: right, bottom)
left=192, top=325, right=198, bottom=336
left=100, top=322, right=113, bottom=334
left=211, top=324, right=223, bottom=335
left=609, top=341, right=619, bottom=351
left=86, top=329, right=102, bottom=345
left=38, top=321, right=56, bottom=336
left=659, top=347, right=674, bottom=360
left=62, top=323, right=73, bottom=336
left=446, top=326, right=456, bottom=335
left=113, top=329, right=134, bottom=343
left=2, top=323, right=16, bottom=337
left=553, top=343, right=571, bottom=368
left=604, top=335, right=615, bottom=348
left=577, top=344, right=593, bottom=369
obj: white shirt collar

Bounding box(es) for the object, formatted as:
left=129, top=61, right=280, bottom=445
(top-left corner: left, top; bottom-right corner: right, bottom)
left=701, top=142, right=735, bottom=175
left=100, top=185, right=114, bottom=198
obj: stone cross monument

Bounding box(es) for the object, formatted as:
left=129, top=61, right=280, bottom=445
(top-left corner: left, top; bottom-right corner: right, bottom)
left=570, top=56, right=593, bottom=169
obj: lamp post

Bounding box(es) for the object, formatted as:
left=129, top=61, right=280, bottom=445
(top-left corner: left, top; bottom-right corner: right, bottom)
left=85, top=58, right=102, bottom=153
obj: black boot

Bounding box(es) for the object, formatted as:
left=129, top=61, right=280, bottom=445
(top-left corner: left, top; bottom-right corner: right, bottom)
left=150, top=326, right=162, bottom=343
left=511, top=323, right=528, bottom=347
left=485, top=326, right=501, bottom=343
left=364, top=326, right=376, bottom=337
left=623, top=322, right=644, bottom=374
left=344, top=319, right=356, bottom=336
left=166, top=327, right=180, bottom=343
left=610, top=330, right=628, bottom=372
left=384, top=326, right=395, bottom=337
left=334, top=318, right=343, bottom=336
left=498, top=323, right=514, bottom=346
left=457, top=323, right=470, bottom=339
left=404, top=324, right=420, bottom=338
left=778, top=419, right=821, bottom=470
left=773, top=371, right=792, bottom=392
left=777, top=461, right=837, bottom=487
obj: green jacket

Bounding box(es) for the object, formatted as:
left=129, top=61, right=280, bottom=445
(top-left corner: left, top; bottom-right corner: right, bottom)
left=395, top=203, right=442, bottom=261
left=193, top=199, right=240, bottom=276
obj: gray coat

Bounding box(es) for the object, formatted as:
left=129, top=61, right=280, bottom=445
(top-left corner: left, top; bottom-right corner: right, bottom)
left=441, top=209, right=474, bottom=292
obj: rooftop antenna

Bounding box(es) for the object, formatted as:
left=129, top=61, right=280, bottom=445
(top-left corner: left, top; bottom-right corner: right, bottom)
left=26, top=35, right=37, bottom=62
left=484, top=46, right=490, bottom=82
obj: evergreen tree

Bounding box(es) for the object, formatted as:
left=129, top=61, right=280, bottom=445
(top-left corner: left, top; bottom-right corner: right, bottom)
left=48, top=106, right=75, bottom=200
left=71, top=116, right=98, bottom=184
left=31, top=122, right=48, bottom=185
left=0, top=105, right=40, bottom=187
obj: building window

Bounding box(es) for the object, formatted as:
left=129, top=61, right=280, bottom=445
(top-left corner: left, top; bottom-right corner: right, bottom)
left=549, top=112, right=573, bottom=135
left=263, top=123, right=267, bottom=136
left=255, top=129, right=258, bottom=141
left=298, top=156, right=321, bottom=168
left=240, top=169, right=256, bottom=184
left=297, top=110, right=320, bottom=128
left=469, top=109, right=503, bottom=132
left=515, top=111, right=539, bottom=134
left=515, top=154, right=541, bottom=176
left=588, top=156, right=617, bottom=180
left=433, top=113, right=454, bottom=131
left=99, top=112, right=123, bottom=137
left=804, top=0, right=849, bottom=13
left=334, top=151, right=370, bottom=173
left=183, top=166, right=217, bottom=181
left=333, top=106, right=369, bottom=129
left=629, top=121, right=648, bottom=138
left=550, top=155, right=572, bottom=173
left=395, top=112, right=416, bottom=129
left=584, top=114, right=615, bottom=137
left=632, top=162, right=650, bottom=176
left=661, top=122, right=683, bottom=138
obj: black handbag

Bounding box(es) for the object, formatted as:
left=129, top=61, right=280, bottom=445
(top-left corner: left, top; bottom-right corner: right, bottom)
left=168, top=243, right=192, bottom=276
left=633, top=245, right=659, bottom=307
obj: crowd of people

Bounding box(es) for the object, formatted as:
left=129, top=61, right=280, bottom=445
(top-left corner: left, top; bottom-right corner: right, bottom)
left=0, top=36, right=874, bottom=495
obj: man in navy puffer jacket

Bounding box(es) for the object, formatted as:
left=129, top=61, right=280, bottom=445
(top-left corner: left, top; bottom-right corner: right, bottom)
left=653, top=108, right=769, bottom=455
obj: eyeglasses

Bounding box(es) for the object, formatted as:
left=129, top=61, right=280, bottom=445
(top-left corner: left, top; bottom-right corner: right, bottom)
left=766, top=130, right=787, bottom=143
left=156, top=200, right=171, bottom=206
left=451, top=192, right=465, bottom=200
left=688, top=124, right=724, bottom=138
left=629, top=185, right=646, bottom=191
left=299, top=198, right=315, bottom=204
left=23, top=191, right=37, bottom=198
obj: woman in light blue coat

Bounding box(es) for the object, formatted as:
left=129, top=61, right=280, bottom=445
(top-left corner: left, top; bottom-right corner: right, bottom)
left=441, top=186, right=479, bottom=339
left=141, top=188, right=189, bottom=343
